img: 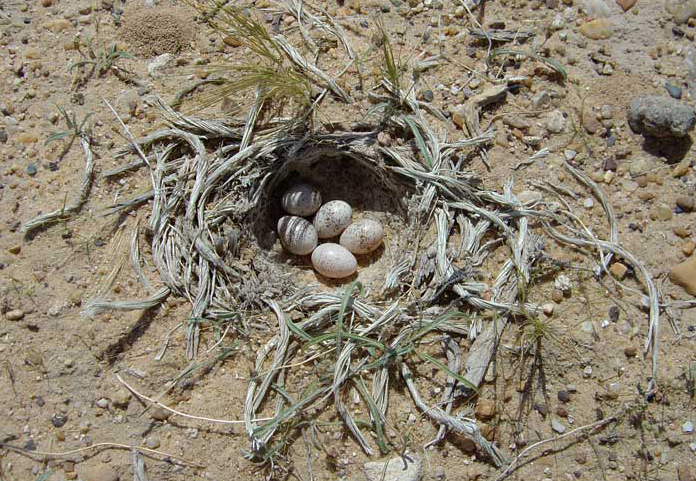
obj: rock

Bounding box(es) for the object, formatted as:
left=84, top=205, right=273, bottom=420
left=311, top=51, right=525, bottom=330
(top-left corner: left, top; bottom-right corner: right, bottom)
left=678, top=462, right=695, bottom=481
left=554, top=275, right=572, bottom=293
left=582, top=108, right=601, bottom=134
left=610, top=262, right=628, bottom=280
left=475, top=399, right=496, bottom=421
left=150, top=405, right=172, bottom=421
left=616, top=0, right=637, bottom=11
left=433, top=466, right=445, bottom=480
left=545, top=110, right=566, bottom=133
left=666, top=83, right=683, bottom=100
left=673, top=161, right=691, bottom=178
left=517, top=190, right=542, bottom=204
left=579, top=19, right=613, bottom=40
left=551, top=418, right=566, bottom=434
left=51, top=413, right=68, bottom=428
left=541, top=303, right=554, bottom=316
left=147, top=53, right=173, bottom=77
left=421, top=89, right=434, bottom=102
left=668, top=0, right=696, bottom=24
left=364, top=455, right=421, bottom=481
left=26, top=164, right=37, bottom=176
left=627, top=96, right=696, bottom=138
left=652, top=203, right=673, bottom=221
left=0, top=130, right=7, bottom=143
left=551, top=289, right=564, bottom=303
left=145, top=437, right=160, bottom=449
left=669, top=256, right=696, bottom=295
left=583, top=198, right=594, bottom=209
left=95, top=398, right=109, bottom=409
left=557, top=390, right=571, bottom=403
left=112, top=388, right=131, bottom=407
left=684, top=421, right=694, bottom=433
left=623, top=345, right=637, bottom=357
left=5, top=309, right=24, bottom=321
left=80, top=464, right=119, bottom=481
left=503, top=115, right=531, bottom=130
left=677, top=196, right=695, bottom=212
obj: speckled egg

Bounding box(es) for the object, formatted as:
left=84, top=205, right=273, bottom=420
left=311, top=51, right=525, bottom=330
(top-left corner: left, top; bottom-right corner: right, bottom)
left=281, top=183, right=322, bottom=217
left=313, top=200, right=352, bottom=238
left=339, top=219, right=384, bottom=254
left=311, top=243, right=357, bottom=278
left=277, top=215, right=318, bottom=255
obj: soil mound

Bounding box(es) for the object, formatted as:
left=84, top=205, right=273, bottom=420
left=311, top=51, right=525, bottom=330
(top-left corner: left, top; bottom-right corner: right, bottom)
left=120, top=7, right=195, bottom=57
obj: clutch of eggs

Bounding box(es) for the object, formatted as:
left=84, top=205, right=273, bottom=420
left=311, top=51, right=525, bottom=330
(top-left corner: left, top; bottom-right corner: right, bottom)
left=278, top=183, right=384, bottom=278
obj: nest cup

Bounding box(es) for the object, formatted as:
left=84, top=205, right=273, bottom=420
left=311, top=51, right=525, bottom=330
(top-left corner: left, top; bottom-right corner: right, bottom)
left=252, top=144, right=414, bottom=283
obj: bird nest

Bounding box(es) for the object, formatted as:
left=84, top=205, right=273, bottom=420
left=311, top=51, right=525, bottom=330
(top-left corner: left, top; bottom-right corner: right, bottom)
left=77, top=1, right=661, bottom=473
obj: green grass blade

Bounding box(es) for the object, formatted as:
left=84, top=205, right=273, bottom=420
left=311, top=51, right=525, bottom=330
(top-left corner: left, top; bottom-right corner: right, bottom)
left=404, top=117, right=433, bottom=169
left=415, top=350, right=478, bottom=393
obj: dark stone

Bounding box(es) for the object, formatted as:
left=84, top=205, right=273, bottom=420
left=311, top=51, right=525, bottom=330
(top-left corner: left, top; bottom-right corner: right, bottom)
left=534, top=403, right=549, bottom=416
left=35, top=396, right=45, bottom=407
left=26, top=164, right=37, bottom=176
left=558, top=390, right=571, bottom=403
left=0, top=130, right=7, bottom=143
left=23, top=439, right=37, bottom=451
left=609, top=305, right=620, bottom=322
left=94, top=239, right=106, bottom=247
left=603, top=157, right=617, bottom=171
left=605, top=135, right=616, bottom=147
left=665, top=83, right=683, bottom=100
left=421, top=89, right=434, bottom=102
left=51, top=413, right=68, bottom=428
left=489, top=21, right=505, bottom=29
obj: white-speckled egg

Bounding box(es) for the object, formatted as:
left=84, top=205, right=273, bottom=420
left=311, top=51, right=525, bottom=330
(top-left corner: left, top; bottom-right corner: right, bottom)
left=281, top=183, right=322, bottom=217
left=339, top=219, right=384, bottom=254
left=311, top=243, right=357, bottom=278
left=313, top=200, right=352, bottom=238
left=277, top=215, right=318, bottom=255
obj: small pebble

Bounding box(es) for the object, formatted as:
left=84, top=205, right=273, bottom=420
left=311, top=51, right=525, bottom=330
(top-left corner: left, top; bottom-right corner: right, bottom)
left=583, top=198, right=594, bottom=209
left=51, top=413, right=68, bottom=428
left=145, top=437, right=160, bottom=449
left=669, top=255, right=696, bottom=295
left=541, top=303, right=554, bottom=316
left=609, top=262, right=628, bottom=280
left=95, top=398, right=109, bottom=409
left=475, top=400, right=496, bottom=421
left=684, top=421, right=694, bottom=433
left=623, top=346, right=637, bottom=357
left=557, top=390, right=570, bottom=403
left=665, top=83, right=683, bottom=100
left=150, top=405, right=172, bottom=421
left=26, top=164, right=37, bottom=176
left=676, top=196, right=695, bottom=212
left=5, top=309, right=24, bottom=321
left=551, top=418, right=566, bottom=434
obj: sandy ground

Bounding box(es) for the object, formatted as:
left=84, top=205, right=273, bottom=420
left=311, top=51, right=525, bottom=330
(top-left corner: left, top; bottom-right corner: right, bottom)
left=1, top=0, right=696, bottom=480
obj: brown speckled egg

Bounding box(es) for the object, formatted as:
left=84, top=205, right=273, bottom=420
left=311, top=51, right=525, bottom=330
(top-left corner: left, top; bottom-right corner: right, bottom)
left=311, top=243, right=357, bottom=278
left=277, top=215, right=318, bottom=255
left=339, top=219, right=383, bottom=254
left=313, top=200, right=352, bottom=238
left=281, top=183, right=322, bottom=217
